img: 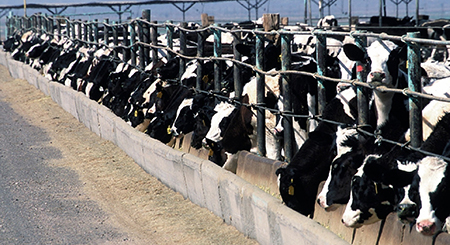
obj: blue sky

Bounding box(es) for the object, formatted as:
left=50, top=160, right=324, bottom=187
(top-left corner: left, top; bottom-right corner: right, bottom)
left=1, top=0, right=449, bottom=24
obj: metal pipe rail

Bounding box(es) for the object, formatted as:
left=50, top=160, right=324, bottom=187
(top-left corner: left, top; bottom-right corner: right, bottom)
left=6, top=12, right=450, bottom=163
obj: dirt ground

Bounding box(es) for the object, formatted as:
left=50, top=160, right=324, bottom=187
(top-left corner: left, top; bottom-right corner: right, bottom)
left=0, top=64, right=258, bottom=244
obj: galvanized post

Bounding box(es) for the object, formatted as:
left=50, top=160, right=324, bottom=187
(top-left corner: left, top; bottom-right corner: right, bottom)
left=213, top=24, right=222, bottom=93
left=315, top=31, right=327, bottom=116
left=103, top=18, right=109, bottom=46
left=151, top=21, right=158, bottom=68
left=71, top=20, right=76, bottom=39
left=196, top=30, right=205, bottom=90
left=122, top=23, right=129, bottom=62
left=179, top=22, right=187, bottom=80
left=129, top=22, right=137, bottom=66
left=281, top=31, right=293, bottom=162
left=87, top=21, right=93, bottom=42
left=93, top=19, right=99, bottom=43
left=232, top=30, right=242, bottom=100
left=255, top=29, right=266, bottom=157
left=354, top=31, right=369, bottom=127
left=166, top=20, right=174, bottom=60
left=142, top=10, right=151, bottom=68
left=407, top=32, right=422, bottom=148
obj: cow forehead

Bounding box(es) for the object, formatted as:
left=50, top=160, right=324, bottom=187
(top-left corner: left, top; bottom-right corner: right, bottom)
left=356, top=155, right=381, bottom=177
left=367, top=40, right=397, bottom=64
left=417, top=157, right=447, bottom=194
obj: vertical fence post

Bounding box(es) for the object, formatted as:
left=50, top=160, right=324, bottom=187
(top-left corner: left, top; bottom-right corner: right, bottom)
left=142, top=9, right=151, bottom=68
left=213, top=24, right=222, bottom=93
left=83, top=21, right=88, bottom=42
left=93, top=19, right=99, bottom=43
left=87, top=20, right=93, bottom=42
left=70, top=20, right=75, bottom=39
left=281, top=30, right=293, bottom=162
left=196, top=29, right=205, bottom=90
left=315, top=30, right=327, bottom=117
left=407, top=32, right=422, bottom=148
left=112, top=21, right=119, bottom=58
left=137, top=17, right=145, bottom=71
left=354, top=31, right=369, bottom=127
left=166, top=20, right=174, bottom=60
left=255, top=29, right=266, bottom=157
left=122, top=23, right=129, bottom=62
left=129, top=22, right=136, bottom=66
left=56, top=17, right=61, bottom=41
left=37, top=14, right=42, bottom=35
left=65, top=17, right=70, bottom=40
left=103, top=18, right=109, bottom=46
left=179, top=22, right=187, bottom=80
left=233, top=30, right=242, bottom=100
left=77, top=19, right=82, bottom=41
left=151, top=21, right=158, bottom=68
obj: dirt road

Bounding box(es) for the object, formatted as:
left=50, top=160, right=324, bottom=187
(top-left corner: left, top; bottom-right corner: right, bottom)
left=0, top=64, right=258, bottom=244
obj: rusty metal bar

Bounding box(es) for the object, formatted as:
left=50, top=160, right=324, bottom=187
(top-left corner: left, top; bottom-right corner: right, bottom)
left=150, top=21, right=158, bottom=68
left=232, top=30, right=242, bottom=100
left=179, top=22, right=187, bottom=80
left=407, top=31, right=423, bottom=148
left=315, top=30, right=327, bottom=116
left=166, top=20, right=174, bottom=60
left=255, top=28, right=266, bottom=157
left=354, top=31, right=369, bottom=127
left=213, top=24, right=222, bottom=93
left=196, top=30, right=205, bottom=90
left=129, top=22, right=136, bottom=66
left=142, top=9, right=151, bottom=68
left=281, top=30, right=293, bottom=162
left=103, top=18, right=109, bottom=45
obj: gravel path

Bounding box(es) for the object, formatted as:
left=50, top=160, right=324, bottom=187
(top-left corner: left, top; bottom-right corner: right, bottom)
left=0, top=64, right=258, bottom=245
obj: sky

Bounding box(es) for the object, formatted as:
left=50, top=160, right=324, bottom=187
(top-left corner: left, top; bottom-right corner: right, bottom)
left=1, top=0, right=449, bottom=38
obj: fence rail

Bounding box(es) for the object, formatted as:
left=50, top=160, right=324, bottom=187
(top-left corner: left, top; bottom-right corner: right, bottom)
left=5, top=11, right=450, bottom=163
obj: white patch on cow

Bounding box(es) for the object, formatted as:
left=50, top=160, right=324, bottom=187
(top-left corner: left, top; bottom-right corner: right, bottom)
left=205, top=102, right=236, bottom=142
left=336, top=87, right=356, bottom=120
left=206, top=32, right=234, bottom=44
left=180, top=60, right=198, bottom=81
left=171, top=98, right=193, bottom=136
left=415, top=156, right=447, bottom=233
left=128, top=68, right=139, bottom=78
left=85, top=82, right=94, bottom=98
left=398, top=185, right=416, bottom=206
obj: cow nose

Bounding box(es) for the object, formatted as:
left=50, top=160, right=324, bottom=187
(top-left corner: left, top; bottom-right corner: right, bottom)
left=416, top=220, right=437, bottom=236
left=369, top=71, right=386, bottom=82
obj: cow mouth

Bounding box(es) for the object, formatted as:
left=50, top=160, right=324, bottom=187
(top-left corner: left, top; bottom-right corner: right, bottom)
left=416, top=221, right=437, bottom=236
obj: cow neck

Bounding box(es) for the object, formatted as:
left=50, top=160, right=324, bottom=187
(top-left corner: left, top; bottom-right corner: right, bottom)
left=373, top=89, right=395, bottom=128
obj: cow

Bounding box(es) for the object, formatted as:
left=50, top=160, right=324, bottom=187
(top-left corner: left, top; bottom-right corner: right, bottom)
left=278, top=39, right=409, bottom=217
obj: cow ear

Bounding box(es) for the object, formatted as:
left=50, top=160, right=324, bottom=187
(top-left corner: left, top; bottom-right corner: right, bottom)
left=343, top=43, right=365, bottom=62
left=235, top=43, right=253, bottom=57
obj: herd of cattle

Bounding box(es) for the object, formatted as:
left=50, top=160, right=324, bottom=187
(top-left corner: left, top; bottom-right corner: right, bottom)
left=3, top=15, right=450, bottom=237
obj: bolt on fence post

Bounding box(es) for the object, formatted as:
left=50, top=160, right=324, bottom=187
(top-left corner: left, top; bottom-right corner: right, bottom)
left=122, top=23, right=129, bottom=62
left=93, top=19, right=99, bottom=43
left=129, top=22, right=136, bottom=66
left=354, top=31, right=369, bottom=127
left=103, top=18, right=109, bottom=46
left=407, top=31, right=423, bottom=148
left=315, top=30, right=327, bottom=117
left=196, top=30, right=205, bottom=90
left=166, top=20, right=174, bottom=60
left=142, top=9, right=151, bottom=68
left=179, top=22, right=187, bottom=80
left=255, top=28, right=266, bottom=157
left=232, top=30, right=242, bottom=100
left=213, top=24, right=222, bottom=93
left=151, top=21, right=158, bottom=69
left=281, top=31, right=293, bottom=162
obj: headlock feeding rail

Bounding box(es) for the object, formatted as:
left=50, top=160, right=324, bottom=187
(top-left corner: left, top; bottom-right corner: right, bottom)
left=5, top=11, right=450, bottom=163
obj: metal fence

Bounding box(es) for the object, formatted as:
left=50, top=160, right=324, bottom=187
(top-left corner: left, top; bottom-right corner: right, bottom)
left=5, top=11, right=450, bottom=163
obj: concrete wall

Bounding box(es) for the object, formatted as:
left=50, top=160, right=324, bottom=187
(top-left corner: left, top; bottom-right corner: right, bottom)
left=0, top=50, right=349, bottom=245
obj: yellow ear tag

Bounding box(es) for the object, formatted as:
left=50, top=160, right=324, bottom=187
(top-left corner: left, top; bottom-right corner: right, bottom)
left=202, top=120, right=206, bottom=127
left=157, top=92, right=163, bottom=98
left=288, top=178, right=294, bottom=195
left=208, top=149, right=214, bottom=157
left=167, top=125, right=172, bottom=134
left=134, top=110, right=138, bottom=117
left=406, top=60, right=408, bottom=69
left=202, top=75, right=209, bottom=83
